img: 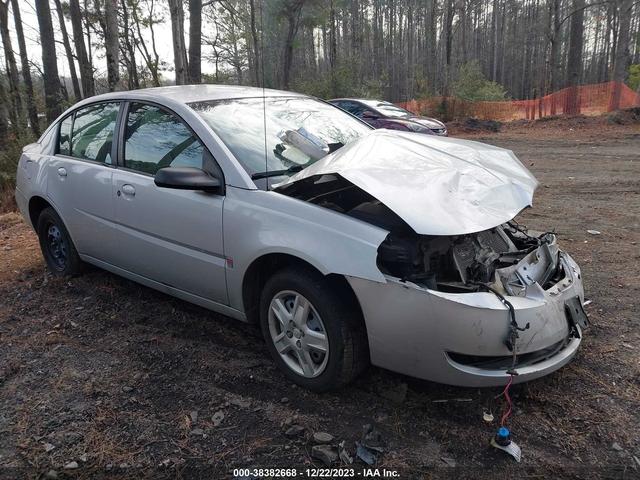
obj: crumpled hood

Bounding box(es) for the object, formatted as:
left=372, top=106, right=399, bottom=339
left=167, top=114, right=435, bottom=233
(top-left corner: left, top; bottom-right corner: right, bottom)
left=276, top=129, right=538, bottom=236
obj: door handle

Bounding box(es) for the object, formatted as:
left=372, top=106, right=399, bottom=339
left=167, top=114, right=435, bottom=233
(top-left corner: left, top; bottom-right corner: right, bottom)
left=57, top=167, right=67, bottom=177
left=121, top=184, right=136, bottom=196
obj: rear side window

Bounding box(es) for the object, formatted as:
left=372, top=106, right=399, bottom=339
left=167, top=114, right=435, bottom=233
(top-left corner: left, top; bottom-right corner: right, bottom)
left=124, top=103, right=205, bottom=175
left=342, top=102, right=366, bottom=117
left=58, top=115, right=72, bottom=155
left=71, top=102, right=120, bottom=164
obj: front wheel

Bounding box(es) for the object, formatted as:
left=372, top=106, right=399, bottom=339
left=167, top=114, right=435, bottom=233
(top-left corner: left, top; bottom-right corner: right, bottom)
left=259, top=267, right=369, bottom=391
left=36, top=207, right=83, bottom=277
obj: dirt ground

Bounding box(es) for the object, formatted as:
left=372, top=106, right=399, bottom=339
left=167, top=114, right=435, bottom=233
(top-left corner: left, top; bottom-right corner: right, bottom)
left=1, top=120, right=639, bottom=479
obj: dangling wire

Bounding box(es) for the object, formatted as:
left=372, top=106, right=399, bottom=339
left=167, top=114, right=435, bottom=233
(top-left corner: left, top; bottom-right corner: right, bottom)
left=498, top=374, right=514, bottom=426
left=471, top=282, right=523, bottom=429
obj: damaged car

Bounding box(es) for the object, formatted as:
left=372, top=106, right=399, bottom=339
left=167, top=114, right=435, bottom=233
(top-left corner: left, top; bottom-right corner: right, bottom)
left=15, top=85, right=587, bottom=392
left=329, top=98, right=448, bottom=136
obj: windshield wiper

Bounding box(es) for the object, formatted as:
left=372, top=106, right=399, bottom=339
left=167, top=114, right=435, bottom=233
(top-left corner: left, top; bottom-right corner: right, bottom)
left=251, top=164, right=304, bottom=180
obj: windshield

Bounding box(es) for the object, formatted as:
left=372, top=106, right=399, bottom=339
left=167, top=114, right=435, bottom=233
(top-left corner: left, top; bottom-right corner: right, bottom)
left=360, top=100, right=412, bottom=118
left=190, top=96, right=371, bottom=179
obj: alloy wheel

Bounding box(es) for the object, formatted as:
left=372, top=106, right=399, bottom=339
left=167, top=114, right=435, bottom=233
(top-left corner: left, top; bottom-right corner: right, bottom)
left=268, top=290, right=329, bottom=378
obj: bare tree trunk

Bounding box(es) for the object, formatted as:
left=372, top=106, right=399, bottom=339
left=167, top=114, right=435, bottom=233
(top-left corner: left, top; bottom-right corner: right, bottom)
left=132, top=0, right=160, bottom=87
left=329, top=0, right=337, bottom=95
left=441, top=0, right=454, bottom=118
left=189, top=0, right=202, bottom=83
left=351, top=0, right=361, bottom=87
left=120, top=0, right=139, bottom=89
left=249, top=0, right=261, bottom=86
left=427, top=0, right=437, bottom=92
left=69, top=0, right=94, bottom=97
left=548, top=0, right=561, bottom=113
left=10, top=0, right=39, bottom=136
left=0, top=0, right=23, bottom=133
left=565, top=0, right=585, bottom=115
left=104, top=0, right=120, bottom=90
left=84, top=0, right=93, bottom=68
left=282, top=0, right=304, bottom=90
left=53, top=0, right=82, bottom=99
left=609, top=0, right=634, bottom=110
left=406, top=1, right=414, bottom=99
left=36, top=0, right=63, bottom=122
left=491, top=0, right=499, bottom=81
left=0, top=79, right=8, bottom=148
left=168, top=0, right=188, bottom=84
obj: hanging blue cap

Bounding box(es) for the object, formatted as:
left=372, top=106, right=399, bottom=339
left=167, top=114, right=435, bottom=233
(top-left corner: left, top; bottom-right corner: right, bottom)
left=498, top=427, right=510, bottom=438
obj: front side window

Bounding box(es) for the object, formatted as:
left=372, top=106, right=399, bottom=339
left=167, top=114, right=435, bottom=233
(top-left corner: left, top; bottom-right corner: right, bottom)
left=190, top=96, right=371, bottom=177
left=124, top=103, right=205, bottom=175
left=71, top=102, right=120, bottom=163
left=58, top=115, right=72, bottom=155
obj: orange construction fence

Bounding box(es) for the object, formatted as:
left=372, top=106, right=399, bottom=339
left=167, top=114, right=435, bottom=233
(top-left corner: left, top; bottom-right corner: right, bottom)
left=399, top=81, right=640, bottom=121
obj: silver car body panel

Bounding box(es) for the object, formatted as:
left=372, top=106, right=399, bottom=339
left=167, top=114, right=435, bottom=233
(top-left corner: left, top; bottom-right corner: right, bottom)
left=347, top=250, right=584, bottom=387
left=15, top=85, right=585, bottom=388
left=277, top=129, right=538, bottom=236
left=222, top=185, right=389, bottom=312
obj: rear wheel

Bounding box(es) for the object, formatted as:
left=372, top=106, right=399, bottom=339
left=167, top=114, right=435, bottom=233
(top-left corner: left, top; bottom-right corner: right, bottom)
left=259, top=267, right=369, bottom=391
left=36, top=207, right=83, bottom=277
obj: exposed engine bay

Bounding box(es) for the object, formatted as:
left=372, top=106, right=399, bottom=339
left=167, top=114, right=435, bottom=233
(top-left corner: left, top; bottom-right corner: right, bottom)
left=276, top=173, right=564, bottom=295
left=377, top=223, right=563, bottom=295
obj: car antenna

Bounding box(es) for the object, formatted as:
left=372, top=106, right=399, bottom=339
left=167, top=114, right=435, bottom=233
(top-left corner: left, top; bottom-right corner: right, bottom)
left=259, top=0, right=268, bottom=189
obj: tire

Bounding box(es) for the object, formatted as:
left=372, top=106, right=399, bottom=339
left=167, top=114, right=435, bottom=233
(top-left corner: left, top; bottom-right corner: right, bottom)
left=36, top=207, right=84, bottom=277
left=259, top=266, right=369, bottom=392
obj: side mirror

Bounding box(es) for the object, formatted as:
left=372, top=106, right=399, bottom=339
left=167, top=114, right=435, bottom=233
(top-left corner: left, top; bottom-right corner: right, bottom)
left=154, top=167, right=222, bottom=193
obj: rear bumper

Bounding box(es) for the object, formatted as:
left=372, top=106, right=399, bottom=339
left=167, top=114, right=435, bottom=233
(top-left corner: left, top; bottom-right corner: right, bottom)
left=347, top=252, right=585, bottom=387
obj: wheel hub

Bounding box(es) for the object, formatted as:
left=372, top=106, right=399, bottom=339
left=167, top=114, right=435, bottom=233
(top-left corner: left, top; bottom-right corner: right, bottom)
left=268, top=290, right=329, bottom=378
left=46, top=224, right=67, bottom=269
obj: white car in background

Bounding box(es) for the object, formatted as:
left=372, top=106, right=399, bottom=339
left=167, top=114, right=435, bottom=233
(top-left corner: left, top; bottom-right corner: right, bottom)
left=15, top=85, right=587, bottom=391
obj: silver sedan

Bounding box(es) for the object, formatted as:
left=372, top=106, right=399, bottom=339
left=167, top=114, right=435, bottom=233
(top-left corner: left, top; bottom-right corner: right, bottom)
left=15, top=85, right=587, bottom=391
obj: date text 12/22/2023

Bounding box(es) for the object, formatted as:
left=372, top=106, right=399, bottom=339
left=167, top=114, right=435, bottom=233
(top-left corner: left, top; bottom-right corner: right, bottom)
left=232, top=467, right=401, bottom=477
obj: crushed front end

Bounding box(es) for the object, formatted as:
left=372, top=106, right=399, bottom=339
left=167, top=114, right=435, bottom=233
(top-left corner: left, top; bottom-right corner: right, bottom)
left=275, top=130, right=587, bottom=386
left=347, top=221, right=588, bottom=387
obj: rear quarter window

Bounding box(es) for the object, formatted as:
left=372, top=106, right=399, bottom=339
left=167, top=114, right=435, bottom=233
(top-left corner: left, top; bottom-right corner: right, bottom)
left=58, top=115, right=72, bottom=155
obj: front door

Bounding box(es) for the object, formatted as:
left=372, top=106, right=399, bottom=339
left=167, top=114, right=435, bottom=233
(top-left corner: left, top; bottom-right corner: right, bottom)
left=110, top=102, right=228, bottom=304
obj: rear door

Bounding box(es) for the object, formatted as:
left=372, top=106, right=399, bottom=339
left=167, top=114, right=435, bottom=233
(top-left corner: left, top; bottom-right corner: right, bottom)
left=110, top=102, right=228, bottom=304
left=46, top=102, right=121, bottom=262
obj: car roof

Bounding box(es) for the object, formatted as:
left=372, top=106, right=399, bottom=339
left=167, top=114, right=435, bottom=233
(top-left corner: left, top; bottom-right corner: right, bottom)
left=329, top=98, right=391, bottom=104
left=76, top=85, right=307, bottom=107
left=329, top=98, right=401, bottom=109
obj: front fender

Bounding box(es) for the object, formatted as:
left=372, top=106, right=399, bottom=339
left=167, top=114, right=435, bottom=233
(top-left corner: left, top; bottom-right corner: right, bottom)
left=223, top=186, right=388, bottom=312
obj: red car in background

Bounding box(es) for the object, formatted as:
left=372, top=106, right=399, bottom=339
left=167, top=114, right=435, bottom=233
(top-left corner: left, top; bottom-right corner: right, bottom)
left=329, top=98, right=448, bottom=136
